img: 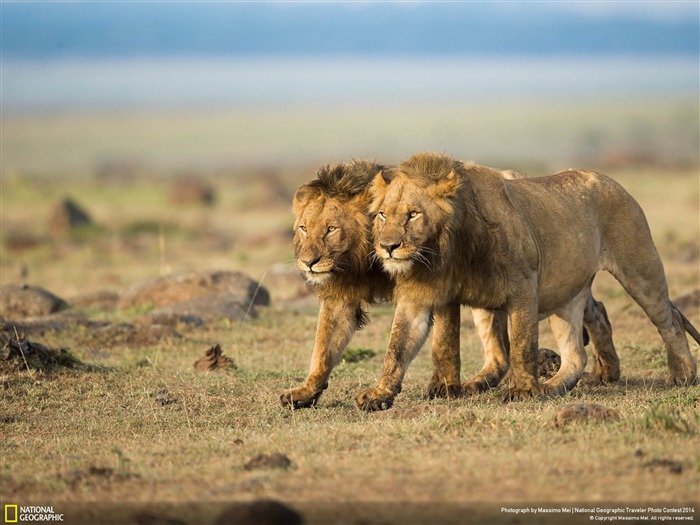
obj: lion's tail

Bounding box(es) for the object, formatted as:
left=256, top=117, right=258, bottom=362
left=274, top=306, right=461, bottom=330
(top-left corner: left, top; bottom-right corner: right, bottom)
left=673, top=304, right=700, bottom=346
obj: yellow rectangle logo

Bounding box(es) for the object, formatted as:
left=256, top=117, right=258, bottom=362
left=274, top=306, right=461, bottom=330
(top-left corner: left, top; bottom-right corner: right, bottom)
left=4, top=504, right=19, bottom=523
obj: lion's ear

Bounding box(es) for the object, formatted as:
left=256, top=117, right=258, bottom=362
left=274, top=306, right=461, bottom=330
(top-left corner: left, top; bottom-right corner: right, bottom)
left=292, top=185, right=315, bottom=216
left=432, top=170, right=460, bottom=199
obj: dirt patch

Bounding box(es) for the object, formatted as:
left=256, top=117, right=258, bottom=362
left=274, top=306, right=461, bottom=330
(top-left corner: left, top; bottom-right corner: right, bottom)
left=1, top=283, right=69, bottom=318
left=214, top=500, right=303, bottom=525
left=0, top=335, right=103, bottom=373
left=244, top=453, right=293, bottom=472
left=554, top=403, right=621, bottom=427
left=194, top=344, right=237, bottom=372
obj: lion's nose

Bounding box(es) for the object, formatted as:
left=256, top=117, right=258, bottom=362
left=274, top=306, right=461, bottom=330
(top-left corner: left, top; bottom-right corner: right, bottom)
left=380, top=242, right=401, bottom=255
left=302, top=257, right=321, bottom=269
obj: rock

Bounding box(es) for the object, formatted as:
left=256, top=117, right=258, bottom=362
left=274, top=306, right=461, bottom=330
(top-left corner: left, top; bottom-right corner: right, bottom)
left=119, top=271, right=270, bottom=310
left=167, top=177, right=216, bottom=206
left=214, top=500, right=303, bottom=525
left=194, top=344, right=237, bottom=372
left=0, top=284, right=69, bottom=319
left=147, top=292, right=258, bottom=325
left=264, top=271, right=312, bottom=303
left=49, top=198, right=92, bottom=237
left=554, top=403, right=620, bottom=427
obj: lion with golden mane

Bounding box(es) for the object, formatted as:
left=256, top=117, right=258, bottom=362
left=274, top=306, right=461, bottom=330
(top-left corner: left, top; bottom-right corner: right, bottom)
left=358, top=152, right=698, bottom=409
left=281, top=159, right=619, bottom=409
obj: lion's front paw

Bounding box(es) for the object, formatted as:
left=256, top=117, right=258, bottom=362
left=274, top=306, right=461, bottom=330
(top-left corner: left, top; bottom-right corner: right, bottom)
left=280, top=384, right=327, bottom=409
left=426, top=380, right=462, bottom=400
left=503, top=383, right=541, bottom=402
left=540, top=381, right=568, bottom=398
left=356, top=387, right=395, bottom=411
left=462, top=374, right=500, bottom=396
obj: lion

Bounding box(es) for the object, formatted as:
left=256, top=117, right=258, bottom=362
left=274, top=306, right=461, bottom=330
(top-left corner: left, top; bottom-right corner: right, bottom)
left=281, top=159, right=619, bottom=409
left=279, top=160, right=463, bottom=409
left=358, top=151, right=698, bottom=409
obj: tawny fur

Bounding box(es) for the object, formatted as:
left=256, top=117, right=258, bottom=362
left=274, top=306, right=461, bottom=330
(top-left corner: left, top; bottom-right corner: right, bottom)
left=281, top=160, right=461, bottom=409
left=360, top=151, right=697, bottom=407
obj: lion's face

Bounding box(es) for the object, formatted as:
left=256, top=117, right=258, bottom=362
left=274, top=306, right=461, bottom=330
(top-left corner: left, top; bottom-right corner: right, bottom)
left=371, top=172, right=457, bottom=277
left=293, top=192, right=369, bottom=286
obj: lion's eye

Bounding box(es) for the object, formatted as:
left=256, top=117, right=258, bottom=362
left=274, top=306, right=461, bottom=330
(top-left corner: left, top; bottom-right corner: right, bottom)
left=299, top=225, right=307, bottom=233
left=378, top=212, right=386, bottom=220
left=409, top=211, right=419, bottom=219
left=327, top=226, right=337, bottom=233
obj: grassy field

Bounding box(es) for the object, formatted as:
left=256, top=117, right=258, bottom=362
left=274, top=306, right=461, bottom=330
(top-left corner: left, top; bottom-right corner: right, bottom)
left=1, top=156, right=699, bottom=523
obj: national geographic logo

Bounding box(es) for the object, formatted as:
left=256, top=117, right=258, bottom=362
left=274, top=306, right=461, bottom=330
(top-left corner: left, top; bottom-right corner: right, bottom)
left=4, top=505, right=64, bottom=522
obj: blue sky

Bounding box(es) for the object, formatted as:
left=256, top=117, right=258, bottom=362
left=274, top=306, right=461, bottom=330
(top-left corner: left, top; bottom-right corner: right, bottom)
left=3, top=2, right=698, bottom=58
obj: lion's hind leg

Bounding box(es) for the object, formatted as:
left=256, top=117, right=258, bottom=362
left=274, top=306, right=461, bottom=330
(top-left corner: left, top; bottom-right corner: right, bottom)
left=583, top=294, right=620, bottom=383
left=607, top=250, right=697, bottom=386
left=463, top=308, right=509, bottom=394
left=542, top=290, right=589, bottom=397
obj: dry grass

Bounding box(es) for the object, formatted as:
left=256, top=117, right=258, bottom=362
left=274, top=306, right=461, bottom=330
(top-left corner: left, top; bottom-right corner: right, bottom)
left=1, top=164, right=698, bottom=524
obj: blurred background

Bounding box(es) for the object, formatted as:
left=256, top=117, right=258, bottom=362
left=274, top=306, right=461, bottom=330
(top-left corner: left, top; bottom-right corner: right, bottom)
left=3, top=1, right=699, bottom=172
left=1, top=1, right=699, bottom=297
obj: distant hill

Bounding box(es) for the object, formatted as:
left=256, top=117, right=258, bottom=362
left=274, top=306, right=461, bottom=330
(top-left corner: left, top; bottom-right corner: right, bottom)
left=3, top=3, right=698, bottom=58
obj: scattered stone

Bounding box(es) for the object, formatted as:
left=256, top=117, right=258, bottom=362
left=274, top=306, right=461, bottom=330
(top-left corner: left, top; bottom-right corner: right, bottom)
left=0, top=283, right=69, bottom=319
left=214, top=500, right=303, bottom=525
left=243, top=453, right=292, bottom=472
left=554, top=403, right=620, bottom=427
left=168, top=177, right=216, bottom=206
left=119, top=271, right=270, bottom=309
left=194, top=344, right=237, bottom=372
left=49, top=197, right=92, bottom=237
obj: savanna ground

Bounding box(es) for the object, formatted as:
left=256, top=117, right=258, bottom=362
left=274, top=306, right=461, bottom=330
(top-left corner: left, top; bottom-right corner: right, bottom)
left=1, top=103, right=699, bottom=525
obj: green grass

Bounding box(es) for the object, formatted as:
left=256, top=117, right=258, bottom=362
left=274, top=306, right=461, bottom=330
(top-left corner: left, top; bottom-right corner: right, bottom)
left=1, top=118, right=699, bottom=523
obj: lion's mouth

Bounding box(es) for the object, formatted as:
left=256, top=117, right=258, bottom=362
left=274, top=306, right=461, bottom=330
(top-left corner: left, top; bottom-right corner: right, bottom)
left=303, top=270, right=333, bottom=284
left=380, top=257, right=413, bottom=275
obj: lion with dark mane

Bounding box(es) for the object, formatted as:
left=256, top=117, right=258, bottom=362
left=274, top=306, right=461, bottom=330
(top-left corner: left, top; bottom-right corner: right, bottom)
left=357, top=151, right=698, bottom=409
left=280, top=160, right=463, bottom=408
